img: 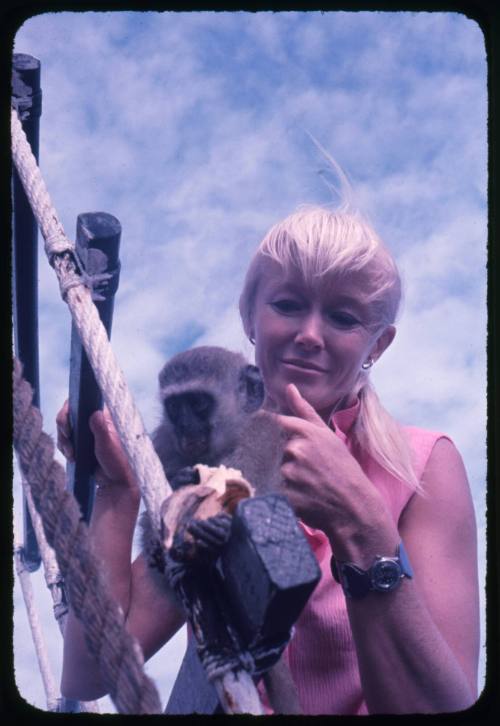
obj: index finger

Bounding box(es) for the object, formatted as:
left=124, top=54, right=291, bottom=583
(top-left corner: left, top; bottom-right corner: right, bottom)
left=272, top=412, right=312, bottom=434
left=56, top=399, right=74, bottom=460
left=55, top=399, right=70, bottom=433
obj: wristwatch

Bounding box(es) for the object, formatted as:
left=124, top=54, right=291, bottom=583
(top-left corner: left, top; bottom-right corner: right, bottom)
left=331, top=541, right=413, bottom=599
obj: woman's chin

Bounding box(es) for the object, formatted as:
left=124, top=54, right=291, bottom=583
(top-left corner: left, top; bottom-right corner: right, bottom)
left=266, top=385, right=324, bottom=416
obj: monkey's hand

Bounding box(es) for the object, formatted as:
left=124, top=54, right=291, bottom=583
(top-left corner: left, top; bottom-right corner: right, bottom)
left=170, top=513, right=232, bottom=563
left=188, top=513, right=232, bottom=556
left=170, top=466, right=201, bottom=490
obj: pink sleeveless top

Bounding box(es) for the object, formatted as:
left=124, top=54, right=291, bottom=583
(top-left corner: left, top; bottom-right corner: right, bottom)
left=260, top=400, right=448, bottom=715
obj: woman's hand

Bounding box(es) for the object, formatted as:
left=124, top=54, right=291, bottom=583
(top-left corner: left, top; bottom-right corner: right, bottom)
left=56, top=401, right=137, bottom=492
left=56, top=400, right=76, bottom=462
left=274, top=384, right=397, bottom=561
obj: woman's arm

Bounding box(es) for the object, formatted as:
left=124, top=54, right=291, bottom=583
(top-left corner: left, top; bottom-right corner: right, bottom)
left=277, top=385, right=480, bottom=714
left=345, top=437, right=479, bottom=713
left=58, top=406, right=185, bottom=701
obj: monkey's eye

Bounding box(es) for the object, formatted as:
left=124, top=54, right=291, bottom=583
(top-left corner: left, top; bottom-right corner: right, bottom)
left=165, top=398, right=180, bottom=422
left=189, top=393, right=214, bottom=418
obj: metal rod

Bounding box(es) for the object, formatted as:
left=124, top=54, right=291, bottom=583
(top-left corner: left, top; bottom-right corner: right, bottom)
left=66, top=212, right=121, bottom=522
left=12, top=52, right=42, bottom=572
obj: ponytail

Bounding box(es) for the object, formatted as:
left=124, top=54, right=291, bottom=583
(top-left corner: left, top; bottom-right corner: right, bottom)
left=353, top=382, right=422, bottom=493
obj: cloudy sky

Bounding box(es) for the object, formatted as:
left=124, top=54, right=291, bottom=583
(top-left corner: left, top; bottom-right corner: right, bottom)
left=12, top=10, right=487, bottom=713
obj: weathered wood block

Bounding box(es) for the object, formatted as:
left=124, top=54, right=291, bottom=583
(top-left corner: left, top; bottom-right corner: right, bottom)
left=220, top=493, right=321, bottom=647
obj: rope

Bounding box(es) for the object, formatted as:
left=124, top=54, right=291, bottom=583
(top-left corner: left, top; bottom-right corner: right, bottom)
left=17, top=477, right=100, bottom=713
left=11, top=106, right=262, bottom=714
left=21, top=478, right=68, bottom=632
left=13, top=358, right=162, bottom=714
left=14, top=540, right=60, bottom=712
left=11, top=107, right=171, bottom=535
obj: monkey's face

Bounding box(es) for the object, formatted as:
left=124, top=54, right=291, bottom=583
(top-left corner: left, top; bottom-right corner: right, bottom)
left=158, top=348, right=266, bottom=469
left=250, top=263, right=395, bottom=421
left=164, top=391, right=215, bottom=461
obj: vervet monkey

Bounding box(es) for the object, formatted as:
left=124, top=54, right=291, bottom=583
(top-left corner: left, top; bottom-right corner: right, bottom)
left=145, top=346, right=301, bottom=714
left=152, top=345, right=284, bottom=492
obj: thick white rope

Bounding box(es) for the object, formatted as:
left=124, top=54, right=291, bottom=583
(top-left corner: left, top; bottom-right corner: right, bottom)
left=11, top=106, right=263, bottom=714
left=11, top=107, right=171, bottom=533
left=14, top=536, right=60, bottom=712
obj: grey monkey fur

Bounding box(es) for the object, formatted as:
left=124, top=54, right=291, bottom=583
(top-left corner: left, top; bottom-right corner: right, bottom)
left=139, top=347, right=284, bottom=591
left=139, top=346, right=285, bottom=568
left=152, top=346, right=284, bottom=490
left=139, top=346, right=302, bottom=713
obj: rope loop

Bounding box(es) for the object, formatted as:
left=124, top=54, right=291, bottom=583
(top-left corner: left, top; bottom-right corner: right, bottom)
left=44, top=230, right=73, bottom=260
left=51, top=252, right=85, bottom=301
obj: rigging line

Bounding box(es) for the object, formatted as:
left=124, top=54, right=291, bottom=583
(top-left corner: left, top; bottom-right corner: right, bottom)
left=14, top=537, right=59, bottom=711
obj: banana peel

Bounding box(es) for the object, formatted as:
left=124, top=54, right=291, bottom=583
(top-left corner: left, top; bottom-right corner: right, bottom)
left=160, top=464, right=255, bottom=555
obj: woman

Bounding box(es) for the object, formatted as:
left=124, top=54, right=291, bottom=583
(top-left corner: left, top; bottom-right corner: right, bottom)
left=58, top=205, right=480, bottom=714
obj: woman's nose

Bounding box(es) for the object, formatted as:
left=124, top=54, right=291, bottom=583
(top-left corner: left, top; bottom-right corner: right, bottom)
left=294, top=314, right=324, bottom=350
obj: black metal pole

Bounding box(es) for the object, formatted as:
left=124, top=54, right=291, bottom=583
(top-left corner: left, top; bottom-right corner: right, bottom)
left=66, top=212, right=121, bottom=523
left=12, top=53, right=42, bottom=572
left=60, top=214, right=120, bottom=713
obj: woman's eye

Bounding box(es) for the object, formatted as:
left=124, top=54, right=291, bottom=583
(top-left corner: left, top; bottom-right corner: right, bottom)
left=329, top=311, right=360, bottom=328
left=270, top=299, right=303, bottom=314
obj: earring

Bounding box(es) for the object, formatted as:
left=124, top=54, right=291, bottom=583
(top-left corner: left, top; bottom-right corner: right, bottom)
left=361, top=357, right=373, bottom=370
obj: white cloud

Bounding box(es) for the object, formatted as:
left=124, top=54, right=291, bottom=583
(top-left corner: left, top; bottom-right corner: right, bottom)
left=12, top=10, right=487, bottom=711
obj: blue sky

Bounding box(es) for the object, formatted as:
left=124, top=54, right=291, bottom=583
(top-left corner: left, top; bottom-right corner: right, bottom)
left=12, top=10, right=487, bottom=713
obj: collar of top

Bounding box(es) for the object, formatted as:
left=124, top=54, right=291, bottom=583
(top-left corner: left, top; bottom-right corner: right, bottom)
left=329, top=398, right=360, bottom=442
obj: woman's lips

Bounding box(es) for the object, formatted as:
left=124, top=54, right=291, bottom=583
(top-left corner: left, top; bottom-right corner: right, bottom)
left=281, top=359, right=327, bottom=373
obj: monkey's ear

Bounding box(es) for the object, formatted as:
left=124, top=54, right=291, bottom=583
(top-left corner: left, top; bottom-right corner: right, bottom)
left=239, top=365, right=265, bottom=413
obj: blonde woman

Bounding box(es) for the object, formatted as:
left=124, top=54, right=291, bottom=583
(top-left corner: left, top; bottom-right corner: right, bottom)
left=58, top=205, right=479, bottom=714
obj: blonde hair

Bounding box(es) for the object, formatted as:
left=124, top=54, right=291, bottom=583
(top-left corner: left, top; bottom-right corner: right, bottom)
left=239, top=205, right=420, bottom=491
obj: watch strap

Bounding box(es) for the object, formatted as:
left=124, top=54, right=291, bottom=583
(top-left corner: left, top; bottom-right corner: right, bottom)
left=331, top=559, right=371, bottom=598
left=331, top=541, right=413, bottom=599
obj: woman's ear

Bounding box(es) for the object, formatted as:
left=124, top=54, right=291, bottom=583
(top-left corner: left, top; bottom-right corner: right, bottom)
left=371, top=325, right=396, bottom=363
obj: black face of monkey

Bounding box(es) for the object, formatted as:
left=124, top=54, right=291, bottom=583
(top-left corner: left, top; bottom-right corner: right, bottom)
left=164, top=390, right=215, bottom=459
left=155, top=347, right=268, bottom=474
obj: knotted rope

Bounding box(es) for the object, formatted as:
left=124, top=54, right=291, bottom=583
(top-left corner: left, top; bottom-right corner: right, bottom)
left=13, top=359, right=162, bottom=714
left=11, top=107, right=171, bottom=535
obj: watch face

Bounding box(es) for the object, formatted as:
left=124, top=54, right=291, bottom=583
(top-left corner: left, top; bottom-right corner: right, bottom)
left=371, top=558, right=402, bottom=591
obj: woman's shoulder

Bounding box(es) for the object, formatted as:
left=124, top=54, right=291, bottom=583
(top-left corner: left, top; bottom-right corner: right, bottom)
left=401, top=424, right=452, bottom=446
left=400, top=425, right=454, bottom=480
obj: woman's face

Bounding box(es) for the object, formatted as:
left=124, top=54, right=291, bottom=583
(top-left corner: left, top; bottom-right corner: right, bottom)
left=250, top=261, right=395, bottom=421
